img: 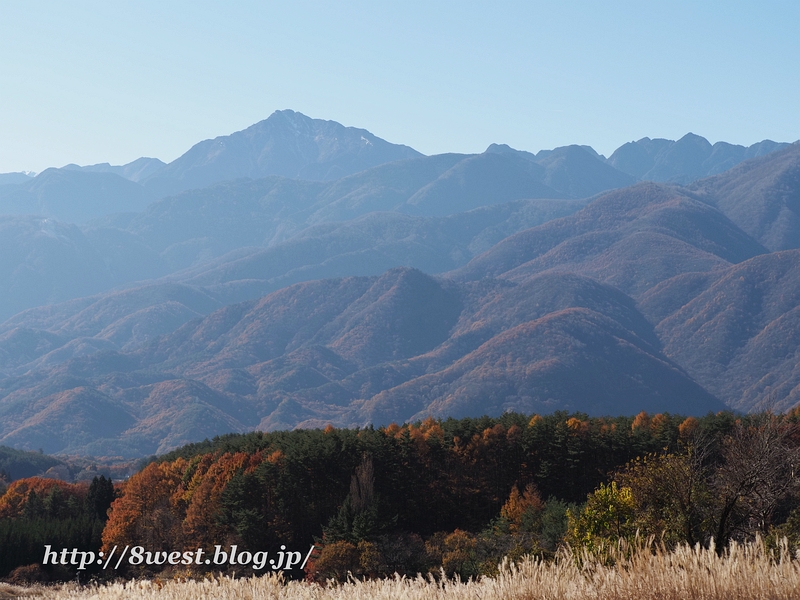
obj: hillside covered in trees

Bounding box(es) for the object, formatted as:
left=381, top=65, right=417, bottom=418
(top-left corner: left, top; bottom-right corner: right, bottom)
left=3, top=411, right=799, bottom=583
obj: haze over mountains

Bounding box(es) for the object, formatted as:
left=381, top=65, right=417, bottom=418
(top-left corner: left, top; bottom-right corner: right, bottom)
left=607, top=134, right=789, bottom=184
left=0, top=110, right=798, bottom=456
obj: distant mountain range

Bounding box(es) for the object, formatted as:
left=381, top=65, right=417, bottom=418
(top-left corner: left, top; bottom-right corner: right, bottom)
left=0, top=168, right=155, bottom=223
left=0, top=111, right=798, bottom=456
left=0, top=172, right=35, bottom=186
left=0, top=111, right=787, bottom=223
left=62, top=157, right=166, bottom=183
left=607, top=134, right=789, bottom=184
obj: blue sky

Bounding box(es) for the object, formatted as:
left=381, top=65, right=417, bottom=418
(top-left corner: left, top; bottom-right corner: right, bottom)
left=1, top=1, right=798, bottom=173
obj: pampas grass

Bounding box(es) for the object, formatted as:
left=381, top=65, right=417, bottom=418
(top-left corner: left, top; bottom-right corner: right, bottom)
left=20, top=539, right=800, bottom=600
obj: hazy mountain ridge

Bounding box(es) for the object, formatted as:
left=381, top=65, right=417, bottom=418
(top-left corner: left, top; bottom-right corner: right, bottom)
left=0, top=172, right=35, bottom=186
left=0, top=117, right=789, bottom=328
left=0, top=197, right=589, bottom=378
left=0, top=195, right=589, bottom=375
left=652, top=249, right=800, bottom=413
left=0, top=116, right=798, bottom=456
left=0, top=268, right=726, bottom=455
left=118, top=148, right=598, bottom=272
left=607, top=134, right=790, bottom=184
left=454, top=182, right=766, bottom=297
left=486, top=143, right=636, bottom=198
left=0, top=168, right=155, bottom=223
left=0, top=283, right=224, bottom=376
left=688, top=143, right=800, bottom=251
left=0, top=149, right=593, bottom=321
left=0, top=215, right=172, bottom=322
left=62, top=157, right=166, bottom=183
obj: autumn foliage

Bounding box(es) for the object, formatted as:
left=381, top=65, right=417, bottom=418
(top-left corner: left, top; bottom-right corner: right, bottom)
left=0, top=478, right=87, bottom=520
left=97, top=410, right=732, bottom=578
left=6, top=410, right=800, bottom=582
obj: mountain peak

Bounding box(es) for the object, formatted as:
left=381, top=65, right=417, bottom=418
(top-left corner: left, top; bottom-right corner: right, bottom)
left=608, top=134, right=789, bottom=184
left=142, top=111, right=422, bottom=197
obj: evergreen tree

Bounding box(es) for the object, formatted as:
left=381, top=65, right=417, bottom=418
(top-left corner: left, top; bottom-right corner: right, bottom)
left=86, top=475, right=116, bottom=521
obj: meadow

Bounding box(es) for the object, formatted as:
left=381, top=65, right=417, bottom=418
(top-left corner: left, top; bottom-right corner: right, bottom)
left=4, top=540, right=799, bottom=600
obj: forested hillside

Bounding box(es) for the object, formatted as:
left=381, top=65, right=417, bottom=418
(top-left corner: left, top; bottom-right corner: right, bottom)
left=3, top=411, right=799, bottom=583
left=0, top=113, right=797, bottom=457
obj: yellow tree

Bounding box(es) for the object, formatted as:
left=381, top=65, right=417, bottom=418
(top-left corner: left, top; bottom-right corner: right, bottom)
left=567, top=482, right=636, bottom=551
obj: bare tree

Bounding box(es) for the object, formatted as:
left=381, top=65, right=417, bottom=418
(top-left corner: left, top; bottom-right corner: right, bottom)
left=711, top=415, right=800, bottom=551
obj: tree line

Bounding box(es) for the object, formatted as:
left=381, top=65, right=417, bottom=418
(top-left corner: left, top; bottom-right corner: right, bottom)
left=0, top=475, right=115, bottom=581
left=1, top=410, right=799, bottom=582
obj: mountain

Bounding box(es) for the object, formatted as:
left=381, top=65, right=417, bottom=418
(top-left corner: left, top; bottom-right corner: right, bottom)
left=0, top=444, right=64, bottom=480
left=0, top=268, right=725, bottom=455
left=0, top=196, right=587, bottom=377
left=651, top=250, right=800, bottom=413
left=454, top=182, right=766, bottom=298
left=1, top=170, right=794, bottom=455
left=688, top=143, right=800, bottom=251
left=361, top=307, right=718, bottom=424
left=399, top=152, right=564, bottom=216
left=0, top=216, right=169, bottom=321
left=535, top=145, right=636, bottom=199
left=62, top=157, right=166, bottom=183
left=1, top=118, right=798, bottom=456
left=486, top=143, right=636, bottom=199
left=175, top=198, right=586, bottom=291
left=0, top=283, right=223, bottom=376
left=0, top=168, right=155, bottom=223
left=0, top=172, right=34, bottom=186
left=119, top=149, right=610, bottom=271
left=607, top=134, right=789, bottom=184
left=0, top=158, right=586, bottom=329
left=141, top=110, right=423, bottom=197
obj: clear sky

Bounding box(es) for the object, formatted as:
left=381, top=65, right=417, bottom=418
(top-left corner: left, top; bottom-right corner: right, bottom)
left=1, top=1, right=798, bottom=174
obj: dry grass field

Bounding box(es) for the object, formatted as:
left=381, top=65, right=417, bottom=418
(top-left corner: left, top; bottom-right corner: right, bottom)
left=3, top=540, right=799, bottom=600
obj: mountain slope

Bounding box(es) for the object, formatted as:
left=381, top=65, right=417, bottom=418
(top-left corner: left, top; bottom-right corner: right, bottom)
left=120, top=150, right=622, bottom=272
left=5, top=129, right=779, bottom=323
left=176, top=198, right=586, bottom=290
left=535, top=145, right=636, bottom=198
left=654, top=250, right=800, bottom=413
left=485, top=143, right=636, bottom=198
left=0, top=216, right=169, bottom=321
left=0, top=268, right=724, bottom=455
left=0, top=173, right=34, bottom=186
left=688, top=143, right=800, bottom=251
left=454, top=182, right=766, bottom=298
left=0, top=196, right=586, bottom=374
left=401, top=152, right=563, bottom=216
left=360, top=307, right=718, bottom=424
left=0, top=283, right=223, bottom=376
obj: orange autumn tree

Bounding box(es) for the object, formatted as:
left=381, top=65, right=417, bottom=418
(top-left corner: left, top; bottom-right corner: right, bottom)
left=101, top=459, right=188, bottom=554
left=0, top=478, right=87, bottom=519
left=499, top=483, right=544, bottom=533
left=182, top=451, right=262, bottom=548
